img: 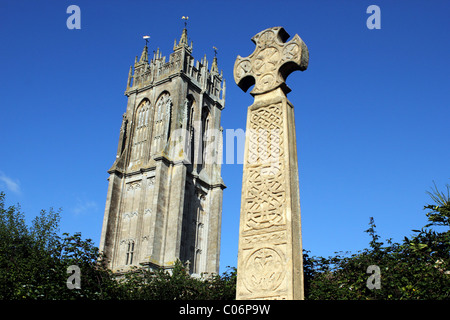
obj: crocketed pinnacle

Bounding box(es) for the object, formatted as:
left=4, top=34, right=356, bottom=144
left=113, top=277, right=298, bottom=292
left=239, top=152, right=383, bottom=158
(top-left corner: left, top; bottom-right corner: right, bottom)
left=139, top=44, right=148, bottom=63
left=211, top=55, right=218, bottom=74
left=173, top=27, right=192, bottom=52
left=179, top=28, right=188, bottom=46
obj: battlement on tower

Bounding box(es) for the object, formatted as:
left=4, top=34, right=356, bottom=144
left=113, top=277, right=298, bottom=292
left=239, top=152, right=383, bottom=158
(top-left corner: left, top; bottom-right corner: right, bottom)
left=126, top=29, right=225, bottom=106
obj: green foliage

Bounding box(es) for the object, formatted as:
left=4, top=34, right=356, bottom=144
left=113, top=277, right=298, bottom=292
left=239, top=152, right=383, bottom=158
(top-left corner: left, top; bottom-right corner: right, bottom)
left=0, top=191, right=235, bottom=300
left=0, top=191, right=116, bottom=299
left=1, top=181, right=449, bottom=300
left=304, top=182, right=450, bottom=300
left=115, top=261, right=236, bottom=300
left=424, top=181, right=450, bottom=228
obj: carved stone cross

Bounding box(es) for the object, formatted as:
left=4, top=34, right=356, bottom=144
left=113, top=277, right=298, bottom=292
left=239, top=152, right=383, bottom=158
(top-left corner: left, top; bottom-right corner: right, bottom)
left=234, top=27, right=309, bottom=300
left=234, top=26, right=308, bottom=96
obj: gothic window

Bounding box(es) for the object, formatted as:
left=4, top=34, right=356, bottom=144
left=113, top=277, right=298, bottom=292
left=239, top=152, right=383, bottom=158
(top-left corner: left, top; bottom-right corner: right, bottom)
left=151, top=92, right=172, bottom=157
left=186, top=97, right=195, bottom=165
left=201, top=106, right=211, bottom=165
left=193, top=193, right=206, bottom=274
left=131, top=100, right=151, bottom=161
left=125, top=240, right=135, bottom=265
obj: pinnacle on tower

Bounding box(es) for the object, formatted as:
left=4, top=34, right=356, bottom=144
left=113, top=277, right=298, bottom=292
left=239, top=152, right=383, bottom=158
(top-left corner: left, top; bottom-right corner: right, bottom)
left=139, top=44, right=148, bottom=63
left=211, top=46, right=219, bottom=74
left=174, top=16, right=192, bottom=52
left=126, top=65, right=133, bottom=90
left=179, top=28, right=188, bottom=46
left=135, top=35, right=150, bottom=65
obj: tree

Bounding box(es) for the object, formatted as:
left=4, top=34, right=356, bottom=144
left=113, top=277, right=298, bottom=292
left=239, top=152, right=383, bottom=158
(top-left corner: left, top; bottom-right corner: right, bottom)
left=0, top=191, right=116, bottom=299
left=424, top=181, right=450, bottom=228
left=2, top=180, right=448, bottom=300
left=0, top=190, right=236, bottom=300
left=304, top=182, right=450, bottom=300
left=115, top=260, right=236, bottom=300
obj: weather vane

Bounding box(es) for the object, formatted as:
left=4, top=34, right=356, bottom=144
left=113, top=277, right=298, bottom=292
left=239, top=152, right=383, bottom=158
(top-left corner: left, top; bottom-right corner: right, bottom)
left=181, top=16, right=189, bottom=28
left=143, top=35, right=150, bottom=46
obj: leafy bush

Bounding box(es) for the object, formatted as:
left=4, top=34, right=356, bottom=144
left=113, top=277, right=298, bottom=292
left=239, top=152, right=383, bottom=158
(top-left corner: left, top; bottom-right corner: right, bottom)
left=1, top=182, right=449, bottom=300
left=303, top=183, right=450, bottom=300
left=115, top=261, right=236, bottom=300
left=0, top=191, right=235, bottom=300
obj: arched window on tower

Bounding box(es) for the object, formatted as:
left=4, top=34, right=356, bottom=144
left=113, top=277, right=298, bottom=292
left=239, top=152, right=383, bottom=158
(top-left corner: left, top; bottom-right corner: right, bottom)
left=201, top=106, right=211, bottom=166
left=131, top=100, right=151, bottom=162
left=185, top=97, right=195, bottom=166
left=151, top=92, right=172, bottom=157
left=125, top=240, right=135, bottom=265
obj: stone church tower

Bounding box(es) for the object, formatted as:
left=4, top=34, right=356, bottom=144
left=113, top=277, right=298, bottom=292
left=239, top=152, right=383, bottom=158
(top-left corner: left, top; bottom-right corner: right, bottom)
left=99, top=27, right=226, bottom=275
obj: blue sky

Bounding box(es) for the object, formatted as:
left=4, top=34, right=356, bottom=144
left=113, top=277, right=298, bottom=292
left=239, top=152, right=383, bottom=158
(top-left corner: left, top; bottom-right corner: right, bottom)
left=1, top=0, right=449, bottom=273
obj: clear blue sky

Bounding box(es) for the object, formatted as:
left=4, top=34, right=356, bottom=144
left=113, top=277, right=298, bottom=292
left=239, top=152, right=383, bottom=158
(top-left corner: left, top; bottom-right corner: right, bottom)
left=1, top=0, right=449, bottom=273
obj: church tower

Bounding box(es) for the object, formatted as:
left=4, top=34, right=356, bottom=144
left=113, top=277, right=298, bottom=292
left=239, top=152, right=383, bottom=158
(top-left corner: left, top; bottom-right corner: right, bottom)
left=99, top=27, right=226, bottom=275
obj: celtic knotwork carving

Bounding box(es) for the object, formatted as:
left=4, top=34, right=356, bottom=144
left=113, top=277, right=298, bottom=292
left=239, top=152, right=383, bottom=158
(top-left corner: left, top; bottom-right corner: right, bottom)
left=282, top=42, right=300, bottom=61
left=248, top=104, right=283, bottom=165
left=244, top=164, right=285, bottom=231
left=236, top=60, right=251, bottom=79
left=254, top=47, right=280, bottom=76
left=234, top=26, right=309, bottom=95
left=244, top=103, right=285, bottom=231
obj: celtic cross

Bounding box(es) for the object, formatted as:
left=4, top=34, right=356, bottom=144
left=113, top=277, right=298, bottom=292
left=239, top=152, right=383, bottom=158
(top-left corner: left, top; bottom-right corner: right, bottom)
left=234, top=27, right=309, bottom=96
left=234, top=27, right=309, bottom=300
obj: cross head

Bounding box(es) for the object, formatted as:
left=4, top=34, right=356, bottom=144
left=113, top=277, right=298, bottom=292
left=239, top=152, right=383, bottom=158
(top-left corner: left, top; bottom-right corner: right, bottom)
left=234, top=27, right=309, bottom=96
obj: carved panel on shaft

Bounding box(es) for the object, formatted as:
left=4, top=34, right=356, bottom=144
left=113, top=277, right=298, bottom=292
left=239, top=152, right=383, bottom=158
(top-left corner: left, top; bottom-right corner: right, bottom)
left=242, top=247, right=285, bottom=293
